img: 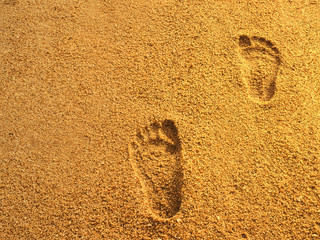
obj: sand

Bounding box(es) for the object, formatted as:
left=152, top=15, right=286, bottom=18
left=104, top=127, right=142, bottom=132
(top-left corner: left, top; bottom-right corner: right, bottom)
left=1, top=0, right=320, bottom=239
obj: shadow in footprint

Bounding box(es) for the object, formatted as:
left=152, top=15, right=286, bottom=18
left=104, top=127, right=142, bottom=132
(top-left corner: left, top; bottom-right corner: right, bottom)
left=3, top=0, right=18, bottom=5
left=129, top=120, right=183, bottom=220
left=238, top=35, right=281, bottom=103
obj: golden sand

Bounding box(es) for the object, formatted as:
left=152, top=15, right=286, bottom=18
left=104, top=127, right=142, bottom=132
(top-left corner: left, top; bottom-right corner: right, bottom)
left=1, top=0, right=320, bottom=239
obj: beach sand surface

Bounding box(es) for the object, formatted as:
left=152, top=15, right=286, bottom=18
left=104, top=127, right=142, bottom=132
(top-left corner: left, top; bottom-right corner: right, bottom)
left=1, top=0, right=320, bottom=239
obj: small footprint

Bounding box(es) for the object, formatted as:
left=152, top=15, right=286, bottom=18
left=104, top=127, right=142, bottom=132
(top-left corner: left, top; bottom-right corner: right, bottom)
left=238, top=35, right=281, bottom=103
left=129, top=120, right=183, bottom=219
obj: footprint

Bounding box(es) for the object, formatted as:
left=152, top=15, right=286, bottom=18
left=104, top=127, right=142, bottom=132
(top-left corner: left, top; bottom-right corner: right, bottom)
left=238, top=35, right=281, bottom=103
left=128, top=120, right=183, bottom=219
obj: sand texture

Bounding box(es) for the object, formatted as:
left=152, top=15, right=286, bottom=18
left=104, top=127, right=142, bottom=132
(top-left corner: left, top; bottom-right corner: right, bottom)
left=1, top=0, right=320, bottom=239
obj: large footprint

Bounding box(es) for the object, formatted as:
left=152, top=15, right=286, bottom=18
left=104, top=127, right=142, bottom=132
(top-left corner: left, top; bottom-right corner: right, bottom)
left=128, top=120, right=183, bottom=219
left=238, top=35, right=281, bottom=103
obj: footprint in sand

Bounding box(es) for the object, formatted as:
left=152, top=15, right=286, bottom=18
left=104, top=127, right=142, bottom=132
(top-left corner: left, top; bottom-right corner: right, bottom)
left=129, top=120, right=183, bottom=219
left=238, top=35, right=281, bottom=103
